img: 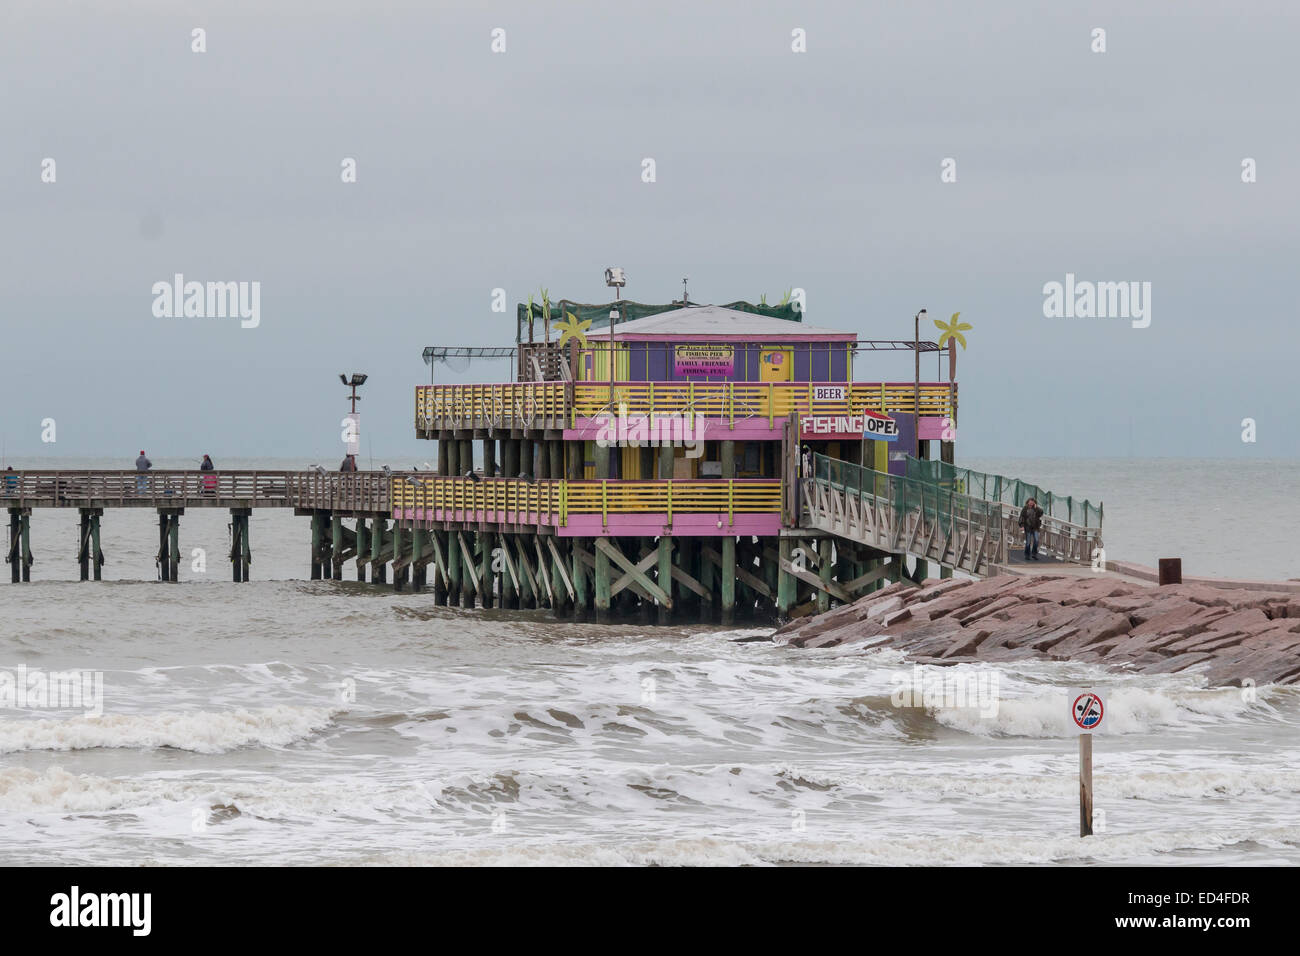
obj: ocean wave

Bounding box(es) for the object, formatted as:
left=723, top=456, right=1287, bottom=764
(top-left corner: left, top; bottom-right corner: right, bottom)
left=0, top=705, right=340, bottom=754
left=358, top=824, right=1300, bottom=867
left=928, top=685, right=1278, bottom=738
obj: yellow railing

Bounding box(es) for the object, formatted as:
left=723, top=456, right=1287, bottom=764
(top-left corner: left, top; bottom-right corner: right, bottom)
left=564, top=479, right=781, bottom=523
left=415, top=380, right=955, bottom=430
left=391, top=476, right=781, bottom=525
left=392, top=477, right=564, bottom=519
left=573, top=382, right=954, bottom=423
left=415, top=382, right=568, bottom=428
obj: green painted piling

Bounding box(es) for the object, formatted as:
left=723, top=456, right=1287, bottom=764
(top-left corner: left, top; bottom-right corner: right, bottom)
left=657, top=536, right=673, bottom=624
left=594, top=537, right=611, bottom=624
left=777, top=538, right=796, bottom=618
left=355, top=519, right=368, bottom=581
left=721, top=536, right=736, bottom=624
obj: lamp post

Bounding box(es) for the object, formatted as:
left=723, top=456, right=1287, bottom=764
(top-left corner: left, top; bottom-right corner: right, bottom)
left=339, top=372, right=367, bottom=414
left=913, top=310, right=926, bottom=459
left=339, top=373, right=367, bottom=467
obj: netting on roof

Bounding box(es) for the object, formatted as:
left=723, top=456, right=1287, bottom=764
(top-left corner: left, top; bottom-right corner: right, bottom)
left=516, top=300, right=804, bottom=342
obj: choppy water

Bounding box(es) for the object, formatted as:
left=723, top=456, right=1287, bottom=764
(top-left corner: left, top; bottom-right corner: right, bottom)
left=1, top=456, right=1298, bottom=865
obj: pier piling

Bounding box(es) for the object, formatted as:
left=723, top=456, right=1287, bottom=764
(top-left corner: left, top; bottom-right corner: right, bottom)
left=230, top=509, right=251, bottom=581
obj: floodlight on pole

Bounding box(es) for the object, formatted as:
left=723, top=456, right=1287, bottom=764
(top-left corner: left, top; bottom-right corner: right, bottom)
left=913, top=311, right=926, bottom=459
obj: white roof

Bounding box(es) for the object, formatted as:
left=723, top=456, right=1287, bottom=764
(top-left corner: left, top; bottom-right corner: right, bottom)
left=585, top=304, right=852, bottom=339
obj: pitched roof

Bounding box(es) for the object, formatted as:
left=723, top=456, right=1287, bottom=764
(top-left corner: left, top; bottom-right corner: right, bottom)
left=585, top=304, right=853, bottom=339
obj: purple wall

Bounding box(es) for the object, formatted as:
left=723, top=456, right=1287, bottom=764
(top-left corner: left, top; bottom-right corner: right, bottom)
left=621, top=341, right=848, bottom=383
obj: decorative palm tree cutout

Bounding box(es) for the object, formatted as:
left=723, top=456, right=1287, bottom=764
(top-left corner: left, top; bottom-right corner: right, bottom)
left=933, top=311, right=970, bottom=393
left=934, top=312, right=971, bottom=350
left=556, top=310, right=591, bottom=348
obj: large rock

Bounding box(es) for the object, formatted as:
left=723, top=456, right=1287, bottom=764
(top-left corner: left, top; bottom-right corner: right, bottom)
left=775, top=573, right=1300, bottom=687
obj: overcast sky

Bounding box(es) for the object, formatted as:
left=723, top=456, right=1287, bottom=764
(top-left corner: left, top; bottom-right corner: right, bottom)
left=2, top=0, right=1296, bottom=464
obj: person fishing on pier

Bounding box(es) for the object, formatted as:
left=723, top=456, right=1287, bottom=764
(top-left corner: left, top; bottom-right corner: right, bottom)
left=1019, top=496, right=1043, bottom=561
left=200, top=454, right=217, bottom=495
left=135, top=450, right=152, bottom=494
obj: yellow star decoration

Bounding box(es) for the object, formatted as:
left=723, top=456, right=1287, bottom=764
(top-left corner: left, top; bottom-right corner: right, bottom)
left=556, top=311, right=591, bottom=348
left=934, top=312, right=972, bottom=350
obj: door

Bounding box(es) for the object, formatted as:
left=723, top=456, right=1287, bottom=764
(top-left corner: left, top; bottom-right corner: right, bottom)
left=759, top=347, right=793, bottom=383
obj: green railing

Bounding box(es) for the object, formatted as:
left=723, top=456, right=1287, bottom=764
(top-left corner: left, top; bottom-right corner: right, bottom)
left=812, top=454, right=1004, bottom=526
left=905, top=458, right=1102, bottom=529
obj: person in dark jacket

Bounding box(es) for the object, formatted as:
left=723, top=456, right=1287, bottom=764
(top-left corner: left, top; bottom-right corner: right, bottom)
left=200, top=454, right=217, bottom=494
left=1019, top=497, right=1043, bottom=560
left=135, top=450, right=152, bottom=494
left=339, top=454, right=358, bottom=472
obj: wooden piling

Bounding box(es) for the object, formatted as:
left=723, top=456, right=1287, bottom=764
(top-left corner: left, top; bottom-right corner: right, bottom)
left=503, top=439, right=519, bottom=481
left=370, top=518, right=387, bottom=584
left=657, top=535, right=673, bottom=624
left=310, top=512, right=323, bottom=580
left=331, top=515, right=344, bottom=580
left=1158, top=558, right=1182, bottom=585
left=391, top=524, right=405, bottom=591
left=594, top=536, right=611, bottom=623
left=355, top=518, right=368, bottom=581
left=78, top=510, right=91, bottom=580
left=158, top=512, right=170, bottom=582
left=8, top=510, right=20, bottom=583
left=777, top=537, right=795, bottom=619
left=721, top=535, right=736, bottom=624
left=572, top=537, right=589, bottom=621
left=90, top=512, right=103, bottom=581
left=447, top=526, right=462, bottom=604
left=480, top=531, right=494, bottom=608
left=239, top=513, right=251, bottom=581
left=411, top=528, right=426, bottom=592
left=168, top=512, right=180, bottom=582
left=1079, top=733, right=1094, bottom=837
left=817, top=538, right=832, bottom=613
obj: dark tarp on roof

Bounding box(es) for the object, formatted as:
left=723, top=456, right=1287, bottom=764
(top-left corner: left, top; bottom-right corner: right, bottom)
left=515, top=299, right=803, bottom=343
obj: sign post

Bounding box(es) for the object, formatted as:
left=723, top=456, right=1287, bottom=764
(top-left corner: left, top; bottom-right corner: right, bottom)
left=1069, top=688, right=1104, bottom=837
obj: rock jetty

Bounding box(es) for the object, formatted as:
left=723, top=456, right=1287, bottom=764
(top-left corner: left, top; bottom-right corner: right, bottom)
left=772, top=575, right=1300, bottom=686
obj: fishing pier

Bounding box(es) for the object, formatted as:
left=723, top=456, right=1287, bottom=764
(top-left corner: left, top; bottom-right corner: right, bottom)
left=4, top=296, right=1103, bottom=624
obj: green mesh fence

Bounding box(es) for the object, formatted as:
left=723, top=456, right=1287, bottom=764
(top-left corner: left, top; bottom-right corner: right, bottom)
left=904, top=458, right=1102, bottom=529
left=813, top=454, right=1004, bottom=529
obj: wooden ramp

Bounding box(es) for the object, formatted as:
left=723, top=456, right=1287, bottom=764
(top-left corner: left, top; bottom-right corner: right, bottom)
left=800, top=455, right=1103, bottom=580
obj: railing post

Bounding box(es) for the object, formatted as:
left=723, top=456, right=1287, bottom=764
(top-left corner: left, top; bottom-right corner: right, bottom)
left=727, top=478, right=734, bottom=525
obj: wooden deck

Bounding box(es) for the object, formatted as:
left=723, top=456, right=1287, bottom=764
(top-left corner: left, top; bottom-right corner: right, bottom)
left=415, top=380, right=958, bottom=437
left=0, top=470, right=392, bottom=514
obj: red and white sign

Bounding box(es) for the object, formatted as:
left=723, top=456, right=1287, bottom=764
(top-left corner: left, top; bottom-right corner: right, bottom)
left=863, top=409, right=899, bottom=442
left=1070, top=689, right=1105, bottom=733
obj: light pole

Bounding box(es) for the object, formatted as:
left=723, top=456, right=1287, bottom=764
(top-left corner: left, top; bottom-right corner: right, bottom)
left=339, top=372, right=367, bottom=414
left=913, top=310, right=926, bottom=460
left=339, top=373, right=367, bottom=467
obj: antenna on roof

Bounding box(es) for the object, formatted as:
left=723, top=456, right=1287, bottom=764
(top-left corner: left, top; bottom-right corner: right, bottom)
left=682, top=276, right=689, bottom=305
